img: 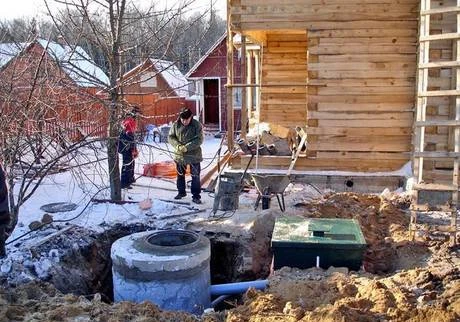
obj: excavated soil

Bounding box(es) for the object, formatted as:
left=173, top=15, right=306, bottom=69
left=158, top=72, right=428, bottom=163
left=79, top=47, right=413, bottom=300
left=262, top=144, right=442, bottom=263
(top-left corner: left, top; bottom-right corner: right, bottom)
left=1, top=192, right=460, bottom=322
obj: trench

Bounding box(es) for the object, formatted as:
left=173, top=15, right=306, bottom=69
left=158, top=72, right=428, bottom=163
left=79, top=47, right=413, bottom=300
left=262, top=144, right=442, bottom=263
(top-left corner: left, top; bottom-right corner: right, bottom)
left=26, top=202, right=422, bottom=311
left=41, top=224, right=267, bottom=306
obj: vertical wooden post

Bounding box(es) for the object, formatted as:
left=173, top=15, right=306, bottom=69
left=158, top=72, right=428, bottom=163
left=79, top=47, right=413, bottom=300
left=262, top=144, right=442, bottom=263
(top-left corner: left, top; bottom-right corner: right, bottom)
left=451, top=0, right=460, bottom=245
left=247, top=51, right=253, bottom=128
left=241, top=35, right=247, bottom=139
left=410, top=0, right=430, bottom=240
left=254, top=50, right=260, bottom=123
left=226, top=2, right=234, bottom=150
left=415, top=0, right=430, bottom=184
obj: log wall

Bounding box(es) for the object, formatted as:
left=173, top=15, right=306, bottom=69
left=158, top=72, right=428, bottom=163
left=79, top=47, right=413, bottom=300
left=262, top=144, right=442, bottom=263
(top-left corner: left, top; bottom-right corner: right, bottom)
left=230, top=0, right=420, bottom=172
left=260, top=32, right=308, bottom=126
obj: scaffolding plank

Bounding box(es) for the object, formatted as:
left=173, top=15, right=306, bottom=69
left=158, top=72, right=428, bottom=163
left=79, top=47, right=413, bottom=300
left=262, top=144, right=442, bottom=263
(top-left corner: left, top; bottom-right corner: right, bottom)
left=413, top=183, right=459, bottom=191
left=420, top=33, right=460, bottom=42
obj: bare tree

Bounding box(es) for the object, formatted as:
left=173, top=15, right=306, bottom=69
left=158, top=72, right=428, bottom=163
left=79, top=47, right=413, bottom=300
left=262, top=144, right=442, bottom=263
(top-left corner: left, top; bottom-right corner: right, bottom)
left=0, top=0, right=224, bottom=234
left=41, top=0, right=222, bottom=201
left=0, top=36, right=108, bottom=230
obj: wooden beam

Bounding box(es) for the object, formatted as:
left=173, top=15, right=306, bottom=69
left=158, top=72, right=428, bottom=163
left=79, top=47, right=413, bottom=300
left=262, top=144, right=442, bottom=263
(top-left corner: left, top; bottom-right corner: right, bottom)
left=241, top=35, right=247, bottom=139
left=200, top=151, right=232, bottom=186
left=232, top=155, right=407, bottom=172
left=226, top=7, right=234, bottom=149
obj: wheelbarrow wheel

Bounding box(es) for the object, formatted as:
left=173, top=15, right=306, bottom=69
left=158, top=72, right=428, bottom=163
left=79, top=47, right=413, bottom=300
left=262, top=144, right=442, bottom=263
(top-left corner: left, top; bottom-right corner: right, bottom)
left=262, top=196, right=270, bottom=210
left=262, top=187, right=270, bottom=210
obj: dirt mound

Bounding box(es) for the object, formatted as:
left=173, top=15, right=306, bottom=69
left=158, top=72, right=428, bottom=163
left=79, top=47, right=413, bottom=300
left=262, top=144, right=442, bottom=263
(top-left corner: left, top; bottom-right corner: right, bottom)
left=0, top=281, right=198, bottom=322
left=1, top=191, right=459, bottom=322
left=295, top=192, right=412, bottom=273
left=208, top=192, right=459, bottom=322
left=217, top=265, right=460, bottom=322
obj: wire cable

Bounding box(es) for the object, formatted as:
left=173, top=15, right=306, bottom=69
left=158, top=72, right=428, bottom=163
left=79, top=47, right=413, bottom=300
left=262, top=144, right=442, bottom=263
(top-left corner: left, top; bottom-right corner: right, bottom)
left=6, top=185, right=110, bottom=245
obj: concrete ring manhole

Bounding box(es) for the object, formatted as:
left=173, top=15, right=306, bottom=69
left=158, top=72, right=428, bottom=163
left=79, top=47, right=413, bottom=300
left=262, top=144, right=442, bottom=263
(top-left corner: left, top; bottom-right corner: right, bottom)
left=111, top=230, right=211, bottom=314
left=40, top=202, right=78, bottom=213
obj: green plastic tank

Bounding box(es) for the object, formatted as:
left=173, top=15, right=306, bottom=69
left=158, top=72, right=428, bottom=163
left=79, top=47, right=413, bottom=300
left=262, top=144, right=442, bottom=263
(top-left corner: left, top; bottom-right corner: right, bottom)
left=271, top=217, right=367, bottom=271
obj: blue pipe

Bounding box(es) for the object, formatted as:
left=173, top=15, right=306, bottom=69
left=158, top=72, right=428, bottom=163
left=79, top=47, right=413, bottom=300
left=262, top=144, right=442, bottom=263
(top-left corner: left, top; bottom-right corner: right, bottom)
left=209, top=280, right=268, bottom=296
left=210, top=294, right=230, bottom=308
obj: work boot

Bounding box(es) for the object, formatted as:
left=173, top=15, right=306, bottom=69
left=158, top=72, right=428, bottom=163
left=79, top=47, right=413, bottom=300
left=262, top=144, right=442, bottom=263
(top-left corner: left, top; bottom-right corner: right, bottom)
left=192, top=197, right=202, bottom=204
left=174, top=193, right=186, bottom=200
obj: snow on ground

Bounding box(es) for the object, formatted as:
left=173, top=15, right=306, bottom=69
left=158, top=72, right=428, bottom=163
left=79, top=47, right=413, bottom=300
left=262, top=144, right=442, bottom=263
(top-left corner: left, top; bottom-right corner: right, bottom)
left=4, top=136, right=226, bottom=264
left=2, top=132, right=413, bottom=285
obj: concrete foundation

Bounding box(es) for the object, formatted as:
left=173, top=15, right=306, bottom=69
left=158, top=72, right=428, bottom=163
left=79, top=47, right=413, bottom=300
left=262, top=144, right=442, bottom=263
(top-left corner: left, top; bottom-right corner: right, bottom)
left=223, top=171, right=406, bottom=194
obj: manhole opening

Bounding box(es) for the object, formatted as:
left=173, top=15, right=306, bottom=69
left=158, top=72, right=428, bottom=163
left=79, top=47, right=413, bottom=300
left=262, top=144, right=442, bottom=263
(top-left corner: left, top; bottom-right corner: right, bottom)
left=146, top=230, right=198, bottom=247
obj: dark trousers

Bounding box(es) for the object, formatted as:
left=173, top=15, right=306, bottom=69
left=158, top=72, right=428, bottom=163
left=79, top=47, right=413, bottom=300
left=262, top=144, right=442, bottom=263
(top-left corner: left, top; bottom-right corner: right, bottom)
left=121, top=152, right=135, bottom=188
left=0, top=225, right=6, bottom=257
left=176, top=162, right=201, bottom=199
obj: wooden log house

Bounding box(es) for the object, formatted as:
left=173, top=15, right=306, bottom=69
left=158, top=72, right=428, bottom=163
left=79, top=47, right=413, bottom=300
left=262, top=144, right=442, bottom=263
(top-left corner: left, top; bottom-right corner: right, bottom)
left=227, top=0, right=420, bottom=173
left=226, top=0, right=460, bottom=242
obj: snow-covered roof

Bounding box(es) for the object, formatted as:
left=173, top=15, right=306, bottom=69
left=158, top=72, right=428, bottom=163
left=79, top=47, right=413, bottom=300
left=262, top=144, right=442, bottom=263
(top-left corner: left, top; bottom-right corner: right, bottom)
left=150, top=59, right=190, bottom=98
left=0, top=39, right=109, bottom=87
left=0, top=42, right=24, bottom=67
left=186, top=33, right=226, bottom=78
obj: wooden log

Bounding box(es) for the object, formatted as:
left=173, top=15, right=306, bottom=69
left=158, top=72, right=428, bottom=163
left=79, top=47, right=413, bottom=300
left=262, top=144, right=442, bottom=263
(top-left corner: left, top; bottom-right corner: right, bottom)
left=237, top=138, right=251, bottom=154
left=260, top=131, right=292, bottom=156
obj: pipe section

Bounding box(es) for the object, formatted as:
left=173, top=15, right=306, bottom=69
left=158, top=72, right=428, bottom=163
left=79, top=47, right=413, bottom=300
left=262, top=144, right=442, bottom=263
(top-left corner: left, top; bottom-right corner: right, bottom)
left=210, top=279, right=268, bottom=296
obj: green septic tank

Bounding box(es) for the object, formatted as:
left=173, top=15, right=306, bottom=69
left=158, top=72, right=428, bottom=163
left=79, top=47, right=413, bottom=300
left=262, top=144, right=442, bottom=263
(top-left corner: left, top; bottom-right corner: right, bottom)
left=271, top=217, right=367, bottom=271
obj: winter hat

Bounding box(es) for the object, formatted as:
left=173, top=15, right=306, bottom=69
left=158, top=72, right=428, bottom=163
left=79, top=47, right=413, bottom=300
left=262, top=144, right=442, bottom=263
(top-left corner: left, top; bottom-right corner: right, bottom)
left=122, top=117, right=136, bottom=133
left=179, top=107, right=192, bottom=119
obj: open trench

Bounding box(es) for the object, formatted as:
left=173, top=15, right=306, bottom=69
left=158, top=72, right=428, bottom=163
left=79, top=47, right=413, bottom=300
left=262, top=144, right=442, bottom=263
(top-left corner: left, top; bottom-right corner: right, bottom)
left=1, top=192, right=433, bottom=302
left=22, top=218, right=275, bottom=304
left=2, top=192, right=460, bottom=321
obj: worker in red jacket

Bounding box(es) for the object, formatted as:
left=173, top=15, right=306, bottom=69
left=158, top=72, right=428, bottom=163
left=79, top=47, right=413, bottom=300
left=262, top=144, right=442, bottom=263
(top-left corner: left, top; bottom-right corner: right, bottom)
left=118, top=115, right=138, bottom=189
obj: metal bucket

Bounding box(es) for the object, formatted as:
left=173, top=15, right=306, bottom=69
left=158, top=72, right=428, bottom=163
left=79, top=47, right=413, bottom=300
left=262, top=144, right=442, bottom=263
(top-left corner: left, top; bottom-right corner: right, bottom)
left=212, top=175, right=240, bottom=213
left=159, top=126, right=170, bottom=143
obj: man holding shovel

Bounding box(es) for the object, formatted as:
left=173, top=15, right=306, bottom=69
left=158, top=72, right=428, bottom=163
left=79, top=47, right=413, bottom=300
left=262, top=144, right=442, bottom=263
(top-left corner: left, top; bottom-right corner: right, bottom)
left=168, top=107, right=204, bottom=204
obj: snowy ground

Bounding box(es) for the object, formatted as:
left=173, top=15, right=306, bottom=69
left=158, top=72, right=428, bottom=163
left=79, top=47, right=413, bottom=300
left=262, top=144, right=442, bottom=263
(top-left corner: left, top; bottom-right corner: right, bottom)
left=2, top=132, right=415, bottom=287
left=3, top=135, right=226, bottom=267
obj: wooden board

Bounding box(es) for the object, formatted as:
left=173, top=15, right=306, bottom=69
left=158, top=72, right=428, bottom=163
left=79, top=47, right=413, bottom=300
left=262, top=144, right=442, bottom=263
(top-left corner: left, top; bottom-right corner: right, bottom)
left=308, top=111, right=413, bottom=120
left=305, top=126, right=411, bottom=136
left=232, top=155, right=408, bottom=172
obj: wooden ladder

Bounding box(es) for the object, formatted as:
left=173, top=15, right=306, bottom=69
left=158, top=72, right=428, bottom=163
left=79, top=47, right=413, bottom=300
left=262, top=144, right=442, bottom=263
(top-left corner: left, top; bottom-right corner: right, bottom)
left=410, top=0, right=460, bottom=245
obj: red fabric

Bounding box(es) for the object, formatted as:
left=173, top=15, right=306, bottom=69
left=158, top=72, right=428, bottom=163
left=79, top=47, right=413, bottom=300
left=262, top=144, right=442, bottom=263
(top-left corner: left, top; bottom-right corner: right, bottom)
left=122, top=117, right=136, bottom=133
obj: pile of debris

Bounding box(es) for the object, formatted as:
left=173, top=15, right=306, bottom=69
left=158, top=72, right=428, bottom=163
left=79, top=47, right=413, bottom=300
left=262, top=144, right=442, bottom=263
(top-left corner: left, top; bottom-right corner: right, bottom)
left=236, top=123, right=303, bottom=156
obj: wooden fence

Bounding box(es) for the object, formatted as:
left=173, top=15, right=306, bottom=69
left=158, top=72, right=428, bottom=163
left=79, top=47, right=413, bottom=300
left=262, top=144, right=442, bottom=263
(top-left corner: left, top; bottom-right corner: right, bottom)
left=123, top=93, right=195, bottom=131
left=25, top=119, right=107, bottom=142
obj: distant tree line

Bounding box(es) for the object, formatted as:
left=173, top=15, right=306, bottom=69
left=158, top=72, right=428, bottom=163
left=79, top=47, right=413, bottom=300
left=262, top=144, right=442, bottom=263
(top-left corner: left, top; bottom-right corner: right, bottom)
left=0, top=6, right=226, bottom=74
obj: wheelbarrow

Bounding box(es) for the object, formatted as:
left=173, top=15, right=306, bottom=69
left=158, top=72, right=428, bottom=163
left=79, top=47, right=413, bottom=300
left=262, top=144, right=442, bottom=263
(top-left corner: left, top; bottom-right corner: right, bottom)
left=239, top=126, right=308, bottom=212
left=250, top=126, right=307, bottom=211
left=251, top=174, right=291, bottom=211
